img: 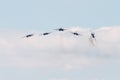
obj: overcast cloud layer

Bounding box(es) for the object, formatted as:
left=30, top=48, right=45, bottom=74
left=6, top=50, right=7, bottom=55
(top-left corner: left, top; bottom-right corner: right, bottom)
left=0, top=26, right=120, bottom=70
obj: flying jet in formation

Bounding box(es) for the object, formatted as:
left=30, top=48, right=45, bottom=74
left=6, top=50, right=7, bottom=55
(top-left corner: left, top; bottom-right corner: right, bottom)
left=91, top=32, right=95, bottom=39
left=41, top=32, right=51, bottom=36
left=71, top=32, right=81, bottom=36
left=55, top=28, right=66, bottom=31
left=89, top=32, right=96, bottom=46
left=23, top=34, right=34, bottom=38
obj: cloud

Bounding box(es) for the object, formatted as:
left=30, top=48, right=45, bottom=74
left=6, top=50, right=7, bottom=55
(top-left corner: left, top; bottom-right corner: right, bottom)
left=0, top=26, right=120, bottom=70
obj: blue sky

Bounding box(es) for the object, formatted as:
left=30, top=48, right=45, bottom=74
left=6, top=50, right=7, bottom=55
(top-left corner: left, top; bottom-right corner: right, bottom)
left=0, top=0, right=120, bottom=80
left=0, top=0, right=120, bottom=31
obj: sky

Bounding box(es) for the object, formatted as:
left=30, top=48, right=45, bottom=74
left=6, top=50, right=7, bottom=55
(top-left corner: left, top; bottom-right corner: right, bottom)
left=0, top=0, right=120, bottom=31
left=0, top=0, right=120, bottom=80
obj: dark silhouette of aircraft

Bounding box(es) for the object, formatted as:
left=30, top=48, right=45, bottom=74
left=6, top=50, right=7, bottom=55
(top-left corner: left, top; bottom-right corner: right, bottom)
left=39, top=32, right=51, bottom=36
left=89, top=32, right=96, bottom=46
left=23, top=34, right=34, bottom=38
left=71, top=32, right=81, bottom=36
left=42, top=32, right=51, bottom=36
left=55, top=28, right=66, bottom=31
left=91, top=32, right=95, bottom=39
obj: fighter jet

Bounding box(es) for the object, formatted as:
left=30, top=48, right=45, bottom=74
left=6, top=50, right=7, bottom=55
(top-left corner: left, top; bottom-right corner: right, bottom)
left=42, top=32, right=51, bottom=36
left=55, top=28, right=66, bottom=31
left=91, top=32, right=95, bottom=39
left=39, top=32, right=51, bottom=36
left=23, top=34, right=34, bottom=38
left=89, top=32, right=96, bottom=46
left=71, top=32, right=81, bottom=36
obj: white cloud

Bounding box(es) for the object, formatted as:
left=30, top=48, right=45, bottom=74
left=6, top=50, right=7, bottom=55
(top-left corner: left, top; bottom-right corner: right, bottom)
left=0, top=26, right=120, bottom=70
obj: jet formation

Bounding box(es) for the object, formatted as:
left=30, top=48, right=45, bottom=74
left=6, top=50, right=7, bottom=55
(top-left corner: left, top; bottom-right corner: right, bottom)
left=23, top=28, right=96, bottom=46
